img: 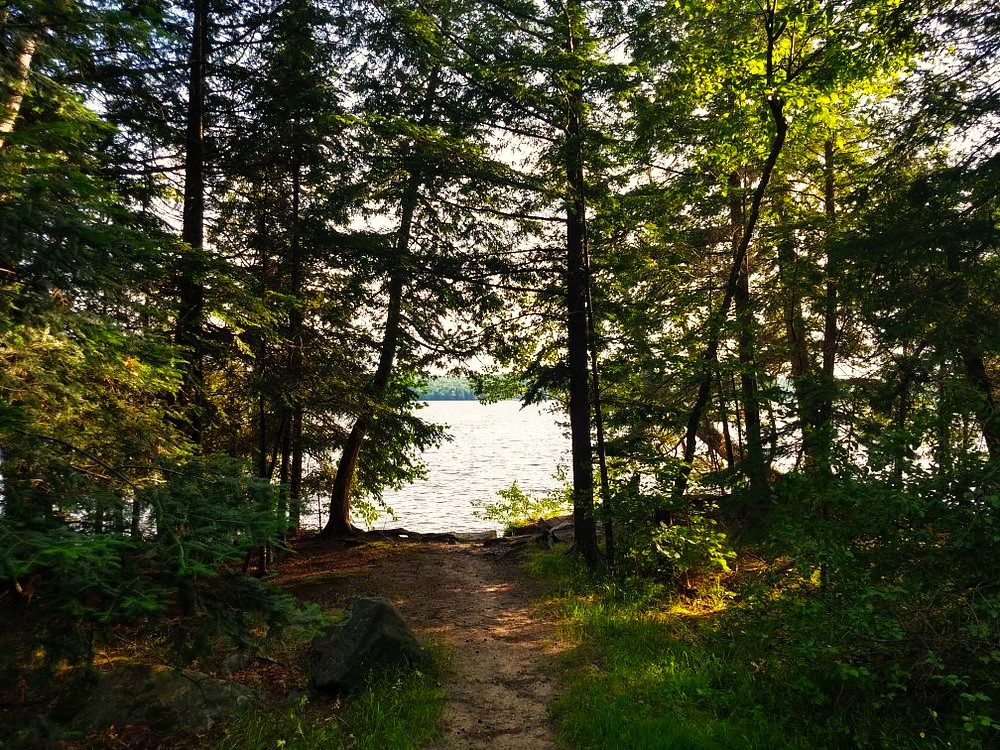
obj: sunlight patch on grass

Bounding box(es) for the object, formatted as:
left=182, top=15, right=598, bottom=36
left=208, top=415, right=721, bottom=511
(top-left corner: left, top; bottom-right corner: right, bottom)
left=526, top=545, right=978, bottom=749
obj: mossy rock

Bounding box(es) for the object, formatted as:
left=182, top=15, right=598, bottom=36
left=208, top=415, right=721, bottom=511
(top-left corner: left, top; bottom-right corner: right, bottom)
left=69, top=664, right=257, bottom=735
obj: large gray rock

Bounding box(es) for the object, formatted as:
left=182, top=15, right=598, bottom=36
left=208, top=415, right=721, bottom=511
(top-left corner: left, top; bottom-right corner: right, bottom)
left=311, top=595, right=426, bottom=694
left=71, top=664, right=256, bottom=735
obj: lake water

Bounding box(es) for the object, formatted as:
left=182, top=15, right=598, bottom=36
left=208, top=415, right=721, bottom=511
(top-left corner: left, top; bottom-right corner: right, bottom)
left=303, top=400, right=571, bottom=535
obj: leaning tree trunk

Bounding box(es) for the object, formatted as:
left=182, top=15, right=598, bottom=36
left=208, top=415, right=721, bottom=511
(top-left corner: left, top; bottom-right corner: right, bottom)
left=674, top=6, right=790, bottom=500
left=320, top=66, right=441, bottom=536
left=321, top=268, right=405, bottom=536
left=674, top=96, right=787, bottom=499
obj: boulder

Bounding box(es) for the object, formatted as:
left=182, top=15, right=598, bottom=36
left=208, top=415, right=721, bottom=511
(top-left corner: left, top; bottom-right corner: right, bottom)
left=71, top=664, right=256, bottom=735
left=311, top=595, right=426, bottom=694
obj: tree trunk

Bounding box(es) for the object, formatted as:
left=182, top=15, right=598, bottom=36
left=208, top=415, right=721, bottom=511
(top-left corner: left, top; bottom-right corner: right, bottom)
left=589, top=276, right=614, bottom=568
left=289, top=402, right=304, bottom=530
left=717, top=377, right=736, bottom=470
left=0, top=29, right=38, bottom=148
left=674, top=94, right=787, bottom=499
left=322, top=242, right=408, bottom=535
left=776, top=193, right=818, bottom=463
left=324, top=419, right=367, bottom=535
left=730, top=170, right=768, bottom=501
left=814, top=138, right=840, bottom=472
left=174, top=0, right=209, bottom=446
left=321, top=56, right=443, bottom=536
left=935, top=361, right=953, bottom=473
left=958, top=339, right=1000, bottom=460
left=287, top=135, right=305, bottom=533
left=778, top=140, right=840, bottom=475
left=563, top=0, right=599, bottom=567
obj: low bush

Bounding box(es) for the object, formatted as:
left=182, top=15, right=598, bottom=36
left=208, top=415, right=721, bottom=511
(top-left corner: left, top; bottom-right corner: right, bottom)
left=0, top=454, right=303, bottom=668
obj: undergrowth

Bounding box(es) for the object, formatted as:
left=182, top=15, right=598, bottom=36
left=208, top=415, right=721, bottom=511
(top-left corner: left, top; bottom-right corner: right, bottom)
left=473, top=474, right=571, bottom=532
left=216, top=641, right=448, bottom=750
left=527, top=546, right=981, bottom=749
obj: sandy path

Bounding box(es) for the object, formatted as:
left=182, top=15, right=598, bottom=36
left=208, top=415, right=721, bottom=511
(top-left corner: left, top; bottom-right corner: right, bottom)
left=280, top=539, right=563, bottom=749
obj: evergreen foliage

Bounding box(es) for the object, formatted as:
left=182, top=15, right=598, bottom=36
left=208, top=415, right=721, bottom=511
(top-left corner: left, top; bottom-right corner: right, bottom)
left=1, top=0, right=999, bottom=740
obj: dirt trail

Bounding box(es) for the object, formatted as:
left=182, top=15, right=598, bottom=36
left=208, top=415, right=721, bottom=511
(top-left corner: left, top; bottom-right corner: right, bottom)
left=280, top=538, right=565, bottom=749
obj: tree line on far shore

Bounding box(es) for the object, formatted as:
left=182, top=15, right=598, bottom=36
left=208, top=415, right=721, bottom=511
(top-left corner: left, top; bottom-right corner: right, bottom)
left=418, top=378, right=477, bottom=401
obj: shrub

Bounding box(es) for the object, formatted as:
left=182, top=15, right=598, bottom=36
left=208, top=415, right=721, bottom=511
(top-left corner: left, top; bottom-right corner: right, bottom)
left=0, top=454, right=301, bottom=667
left=473, top=472, right=571, bottom=532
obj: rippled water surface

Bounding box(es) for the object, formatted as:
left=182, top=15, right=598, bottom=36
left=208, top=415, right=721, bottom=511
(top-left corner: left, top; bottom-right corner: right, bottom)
left=305, top=400, right=570, bottom=535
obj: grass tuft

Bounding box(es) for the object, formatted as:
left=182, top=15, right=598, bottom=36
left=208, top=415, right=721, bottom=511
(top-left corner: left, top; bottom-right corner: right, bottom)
left=216, top=641, right=448, bottom=750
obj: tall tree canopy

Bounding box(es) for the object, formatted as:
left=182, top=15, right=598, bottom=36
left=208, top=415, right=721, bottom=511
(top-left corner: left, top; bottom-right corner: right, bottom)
left=2, top=0, right=1000, bottom=739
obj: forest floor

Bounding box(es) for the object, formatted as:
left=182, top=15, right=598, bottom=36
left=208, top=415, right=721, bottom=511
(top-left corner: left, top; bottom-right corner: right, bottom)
left=0, top=534, right=569, bottom=749
left=279, top=534, right=568, bottom=749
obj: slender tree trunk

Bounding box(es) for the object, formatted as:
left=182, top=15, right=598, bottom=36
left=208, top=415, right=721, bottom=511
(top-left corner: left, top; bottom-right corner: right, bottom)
left=290, top=403, right=304, bottom=530
left=287, top=146, right=305, bottom=532
left=674, top=95, right=787, bottom=499
left=257, top=391, right=269, bottom=477
left=563, top=0, right=599, bottom=566
left=892, top=355, right=914, bottom=484
left=779, top=140, right=840, bottom=476
left=254, top=203, right=271, bottom=478
left=0, top=28, right=38, bottom=148
left=730, top=170, right=767, bottom=501
left=280, top=437, right=292, bottom=485
left=815, top=138, right=840, bottom=471
left=936, top=361, right=953, bottom=472
left=718, top=377, right=736, bottom=469
left=819, top=140, right=839, bottom=392
left=776, top=195, right=818, bottom=462
left=586, top=229, right=613, bottom=568
left=321, top=58, right=439, bottom=535
left=731, top=372, right=744, bottom=460
left=174, top=0, right=209, bottom=446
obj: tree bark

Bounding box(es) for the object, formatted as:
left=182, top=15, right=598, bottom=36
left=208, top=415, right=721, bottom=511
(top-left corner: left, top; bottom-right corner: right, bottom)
left=778, top=140, right=840, bottom=475
left=321, top=62, right=441, bottom=536
left=944, top=246, right=1000, bottom=460
left=730, top=170, right=768, bottom=501
left=717, top=377, right=736, bottom=469
left=174, top=0, right=210, bottom=446
left=0, top=28, right=38, bottom=148
left=776, top=191, right=818, bottom=464
left=674, top=94, right=787, bottom=499
left=287, top=132, right=305, bottom=532
left=814, top=138, right=840, bottom=472
left=588, top=262, right=614, bottom=568
left=563, top=0, right=600, bottom=567
left=322, top=269, right=405, bottom=535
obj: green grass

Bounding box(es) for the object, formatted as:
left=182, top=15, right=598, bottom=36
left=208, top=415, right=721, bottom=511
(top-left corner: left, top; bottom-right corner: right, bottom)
left=550, top=593, right=798, bottom=749
left=215, top=642, right=448, bottom=750
left=524, top=548, right=971, bottom=750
